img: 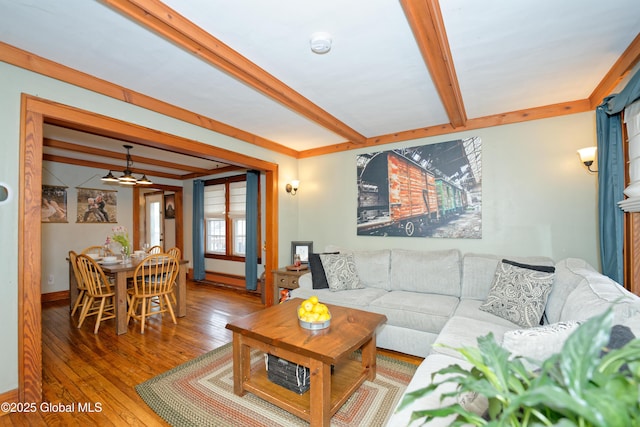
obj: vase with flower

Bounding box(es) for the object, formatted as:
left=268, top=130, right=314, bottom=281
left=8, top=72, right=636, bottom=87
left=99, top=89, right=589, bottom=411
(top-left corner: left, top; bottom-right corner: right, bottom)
left=110, top=226, right=131, bottom=263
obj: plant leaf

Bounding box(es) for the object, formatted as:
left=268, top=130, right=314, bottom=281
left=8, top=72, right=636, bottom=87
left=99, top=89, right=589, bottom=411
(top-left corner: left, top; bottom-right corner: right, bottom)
left=557, top=309, right=612, bottom=396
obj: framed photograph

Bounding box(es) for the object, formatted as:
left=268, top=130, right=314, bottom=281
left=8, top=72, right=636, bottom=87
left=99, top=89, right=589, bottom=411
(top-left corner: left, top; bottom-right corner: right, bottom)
left=164, top=193, right=176, bottom=219
left=291, top=241, right=313, bottom=265
left=76, top=187, right=117, bottom=223
left=42, top=185, right=68, bottom=223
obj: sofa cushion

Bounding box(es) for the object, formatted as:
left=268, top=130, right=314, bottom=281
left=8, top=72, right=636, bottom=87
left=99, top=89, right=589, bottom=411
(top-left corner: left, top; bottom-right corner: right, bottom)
left=390, top=249, right=461, bottom=296
left=432, top=315, right=518, bottom=359
left=352, top=249, right=391, bottom=290
left=290, top=287, right=387, bottom=309
left=461, top=253, right=554, bottom=300
left=454, top=299, right=527, bottom=327
left=479, top=260, right=555, bottom=328
left=388, top=353, right=472, bottom=427
left=545, top=258, right=591, bottom=324
left=502, top=320, right=582, bottom=362
left=319, top=253, right=364, bottom=291
left=559, top=263, right=640, bottom=324
left=369, top=291, right=459, bottom=334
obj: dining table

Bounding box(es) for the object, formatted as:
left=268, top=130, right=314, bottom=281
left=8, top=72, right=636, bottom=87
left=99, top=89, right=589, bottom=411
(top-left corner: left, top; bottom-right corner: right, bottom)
left=68, top=255, right=189, bottom=334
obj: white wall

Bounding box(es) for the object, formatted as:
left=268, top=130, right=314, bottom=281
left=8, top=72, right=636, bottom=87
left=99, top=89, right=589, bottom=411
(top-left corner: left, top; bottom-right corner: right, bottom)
left=297, top=112, right=599, bottom=268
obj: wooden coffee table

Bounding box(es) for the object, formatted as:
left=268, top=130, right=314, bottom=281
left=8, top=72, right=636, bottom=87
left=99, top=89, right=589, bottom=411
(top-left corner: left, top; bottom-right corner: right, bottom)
left=225, top=298, right=387, bottom=427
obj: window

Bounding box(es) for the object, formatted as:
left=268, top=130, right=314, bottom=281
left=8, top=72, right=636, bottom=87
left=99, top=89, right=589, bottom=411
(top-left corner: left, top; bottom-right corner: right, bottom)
left=204, top=176, right=258, bottom=261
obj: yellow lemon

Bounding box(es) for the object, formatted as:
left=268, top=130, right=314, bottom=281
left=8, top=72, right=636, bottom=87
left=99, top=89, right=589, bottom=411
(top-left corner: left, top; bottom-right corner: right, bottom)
left=298, top=306, right=306, bottom=318
left=302, top=300, right=314, bottom=312
left=312, top=304, right=324, bottom=314
left=317, top=313, right=330, bottom=322
left=309, top=295, right=319, bottom=305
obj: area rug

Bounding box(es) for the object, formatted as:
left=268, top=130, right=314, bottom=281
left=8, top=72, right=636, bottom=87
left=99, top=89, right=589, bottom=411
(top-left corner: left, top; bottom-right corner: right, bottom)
left=136, top=343, right=417, bottom=426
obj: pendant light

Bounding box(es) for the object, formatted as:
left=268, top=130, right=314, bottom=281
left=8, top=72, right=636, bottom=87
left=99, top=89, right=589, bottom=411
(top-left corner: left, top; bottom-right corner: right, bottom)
left=101, top=144, right=153, bottom=185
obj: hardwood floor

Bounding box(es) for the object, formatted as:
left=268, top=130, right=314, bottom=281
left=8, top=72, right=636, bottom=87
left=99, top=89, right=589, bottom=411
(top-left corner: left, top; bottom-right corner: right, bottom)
left=1, top=281, right=421, bottom=426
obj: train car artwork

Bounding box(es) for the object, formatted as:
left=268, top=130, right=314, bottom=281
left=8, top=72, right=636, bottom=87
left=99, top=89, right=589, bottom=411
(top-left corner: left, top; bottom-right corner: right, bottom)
left=358, top=150, right=462, bottom=236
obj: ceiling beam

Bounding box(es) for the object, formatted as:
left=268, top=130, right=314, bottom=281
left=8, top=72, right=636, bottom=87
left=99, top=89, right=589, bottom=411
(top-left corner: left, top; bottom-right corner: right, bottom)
left=299, top=99, right=590, bottom=158
left=589, top=32, right=640, bottom=109
left=0, top=41, right=299, bottom=158
left=44, top=138, right=217, bottom=174
left=43, top=153, right=186, bottom=180
left=103, top=0, right=367, bottom=145
left=400, top=0, right=467, bottom=128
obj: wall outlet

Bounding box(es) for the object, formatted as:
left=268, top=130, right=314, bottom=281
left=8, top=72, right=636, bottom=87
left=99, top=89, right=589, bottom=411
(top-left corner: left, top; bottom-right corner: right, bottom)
left=48, top=274, right=54, bottom=285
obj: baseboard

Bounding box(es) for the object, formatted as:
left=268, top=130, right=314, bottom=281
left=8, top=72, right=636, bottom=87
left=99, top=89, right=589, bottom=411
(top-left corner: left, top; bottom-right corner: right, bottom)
left=0, top=388, right=19, bottom=417
left=202, top=271, right=246, bottom=288
left=197, top=271, right=263, bottom=294
left=41, top=290, right=70, bottom=303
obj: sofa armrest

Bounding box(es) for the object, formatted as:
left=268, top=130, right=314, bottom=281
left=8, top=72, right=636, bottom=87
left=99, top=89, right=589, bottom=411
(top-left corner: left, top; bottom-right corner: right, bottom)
left=298, top=272, right=313, bottom=290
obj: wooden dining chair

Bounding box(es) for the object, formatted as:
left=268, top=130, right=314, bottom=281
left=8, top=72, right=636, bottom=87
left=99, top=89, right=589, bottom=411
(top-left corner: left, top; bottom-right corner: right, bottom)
left=148, top=245, right=162, bottom=255
left=68, top=250, right=87, bottom=316
left=75, top=254, right=116, bottom=334
left=127, top=253, right=179, bottom=333
left=166, top=246, right=181, bottom=260
left=81, top=245, right=113, bottom=256
left=165, top=247, right=181, bottom=305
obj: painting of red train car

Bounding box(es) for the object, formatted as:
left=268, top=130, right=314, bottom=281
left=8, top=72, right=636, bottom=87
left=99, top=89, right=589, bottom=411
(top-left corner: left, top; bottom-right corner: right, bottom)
left=357, top=137, right=481, bottom=238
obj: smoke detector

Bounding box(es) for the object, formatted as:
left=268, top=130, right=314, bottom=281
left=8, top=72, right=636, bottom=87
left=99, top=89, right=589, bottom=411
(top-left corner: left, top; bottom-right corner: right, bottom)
left=310, top=32, right=332, bottom=54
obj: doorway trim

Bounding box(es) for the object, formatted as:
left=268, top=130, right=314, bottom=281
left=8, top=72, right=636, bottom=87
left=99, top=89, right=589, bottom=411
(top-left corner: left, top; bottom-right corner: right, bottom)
left=133, top=185, right=183, bottom=255
left=19, top=94, right=279, bottom=402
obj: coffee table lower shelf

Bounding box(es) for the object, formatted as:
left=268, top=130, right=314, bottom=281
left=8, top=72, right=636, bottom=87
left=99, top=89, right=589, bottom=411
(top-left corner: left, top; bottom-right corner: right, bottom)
left=244, top=357, right=368, bottom=422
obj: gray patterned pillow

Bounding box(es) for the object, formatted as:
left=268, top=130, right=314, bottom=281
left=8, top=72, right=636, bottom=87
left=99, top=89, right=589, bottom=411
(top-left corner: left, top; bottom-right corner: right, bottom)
left=479, top=259, right=555, bottom=328
left=319, top=253, right=363, bottom=292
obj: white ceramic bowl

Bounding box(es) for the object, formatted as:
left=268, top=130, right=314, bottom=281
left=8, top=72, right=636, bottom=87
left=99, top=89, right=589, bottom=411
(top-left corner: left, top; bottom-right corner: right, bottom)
left=86, top=253, right=100, bottom=260
left=102, top=256, right=117, bottom=263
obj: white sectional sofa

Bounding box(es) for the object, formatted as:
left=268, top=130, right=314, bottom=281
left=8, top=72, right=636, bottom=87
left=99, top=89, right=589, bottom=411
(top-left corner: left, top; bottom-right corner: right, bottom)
left=289, top=249, right=640, bottom=426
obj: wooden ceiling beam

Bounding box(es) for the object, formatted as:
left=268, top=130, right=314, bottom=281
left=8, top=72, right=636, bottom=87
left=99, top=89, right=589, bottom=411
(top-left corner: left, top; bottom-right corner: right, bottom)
left=589, top=33, right=640, bottom=109
left=104, top=0, right=367, bottom=145
left=44, top=138, right=216, bottom=174
left=0, top=41, right=298, bottom=158
left=299, top=99, right=590, bottom=158
left=43, top=153, right=186, bottom=180
left=400, top=0, right=467, bottom=128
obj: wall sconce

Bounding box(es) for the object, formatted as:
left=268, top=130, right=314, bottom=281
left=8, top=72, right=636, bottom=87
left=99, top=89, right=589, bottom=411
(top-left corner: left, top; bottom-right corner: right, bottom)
left=286, top=180, right=299, bottom=196
left=577, top=147, right=598, bottom=173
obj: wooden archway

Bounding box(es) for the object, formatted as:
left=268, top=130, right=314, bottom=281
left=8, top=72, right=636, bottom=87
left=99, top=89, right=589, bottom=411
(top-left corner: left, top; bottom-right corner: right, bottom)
left=18, top=94, right=279, bottom=402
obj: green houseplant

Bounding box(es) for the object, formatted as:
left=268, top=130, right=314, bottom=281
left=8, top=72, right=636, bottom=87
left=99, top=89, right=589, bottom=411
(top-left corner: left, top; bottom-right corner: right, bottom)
left=397, top=308, right=640, bottom=427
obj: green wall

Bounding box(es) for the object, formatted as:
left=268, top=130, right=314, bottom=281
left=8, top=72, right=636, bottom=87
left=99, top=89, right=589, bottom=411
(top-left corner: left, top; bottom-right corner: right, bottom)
left=0, top=60, right=599, bottom=395
left=297, top=113, right=599, bottom=265
left=0, top=62, right=298, bottom=393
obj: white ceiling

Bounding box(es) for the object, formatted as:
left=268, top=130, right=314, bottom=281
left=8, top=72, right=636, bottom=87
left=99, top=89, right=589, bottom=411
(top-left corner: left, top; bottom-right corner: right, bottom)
left=1, top=0, right=639, bottom=173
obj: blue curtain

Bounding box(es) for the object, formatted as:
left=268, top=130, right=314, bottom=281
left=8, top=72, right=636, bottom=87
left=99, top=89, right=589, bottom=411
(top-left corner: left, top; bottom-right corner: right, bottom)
left=596, top=69, right=640, bottom=285
left=245, top=170, right=259, bottom=291
left=192, top=179, right=205, bottom=281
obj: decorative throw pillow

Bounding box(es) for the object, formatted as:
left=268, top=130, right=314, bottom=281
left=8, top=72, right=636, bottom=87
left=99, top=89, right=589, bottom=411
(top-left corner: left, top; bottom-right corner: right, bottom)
left=502, top=320, right=582, bottom=362
left=479, top=259, right=556, bottom=328
left=309, top=252, right=338, bottom=289
left=319, top=253, right=363, bottom=292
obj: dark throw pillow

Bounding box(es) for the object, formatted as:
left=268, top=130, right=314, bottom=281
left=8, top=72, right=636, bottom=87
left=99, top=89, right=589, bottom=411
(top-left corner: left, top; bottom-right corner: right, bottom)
left=309, top=252, right=338, bottom=289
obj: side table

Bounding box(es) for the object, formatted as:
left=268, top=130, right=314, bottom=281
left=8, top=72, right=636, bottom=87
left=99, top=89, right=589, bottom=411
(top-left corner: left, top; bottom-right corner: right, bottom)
left=272, top=266, right=307, bottom=303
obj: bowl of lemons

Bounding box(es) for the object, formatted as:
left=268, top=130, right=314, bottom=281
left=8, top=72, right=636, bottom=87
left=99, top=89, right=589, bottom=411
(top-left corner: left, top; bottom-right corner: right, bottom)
left=297, top=296, right=331, bottom=330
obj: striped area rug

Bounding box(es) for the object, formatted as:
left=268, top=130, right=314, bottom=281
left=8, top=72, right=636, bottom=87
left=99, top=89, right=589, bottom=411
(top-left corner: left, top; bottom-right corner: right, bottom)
left=136, top=343, right=417, bottom=427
